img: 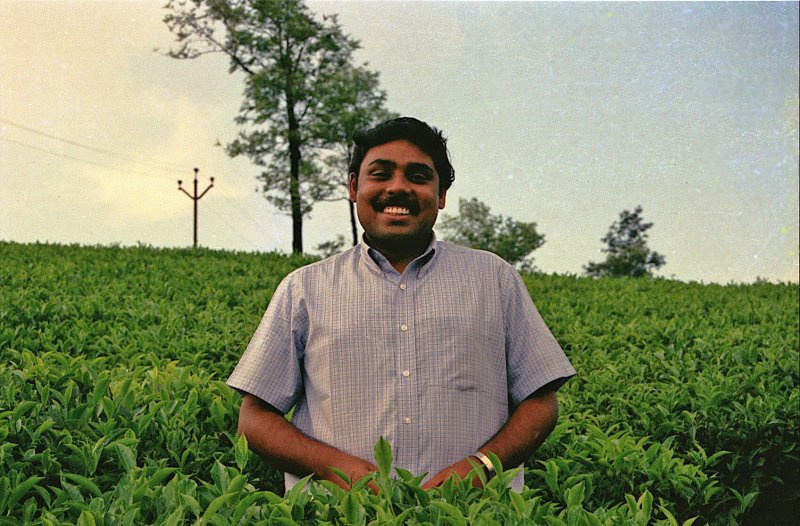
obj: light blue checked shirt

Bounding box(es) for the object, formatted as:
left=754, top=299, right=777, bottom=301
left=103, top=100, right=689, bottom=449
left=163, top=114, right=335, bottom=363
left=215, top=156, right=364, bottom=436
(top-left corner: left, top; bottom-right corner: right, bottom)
left=227, top=236, right=575, bottom=491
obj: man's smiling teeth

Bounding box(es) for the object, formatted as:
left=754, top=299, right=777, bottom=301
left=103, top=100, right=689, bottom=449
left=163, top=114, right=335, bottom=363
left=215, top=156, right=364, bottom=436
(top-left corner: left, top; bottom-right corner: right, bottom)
left=383, top=206, right=411, bottom=215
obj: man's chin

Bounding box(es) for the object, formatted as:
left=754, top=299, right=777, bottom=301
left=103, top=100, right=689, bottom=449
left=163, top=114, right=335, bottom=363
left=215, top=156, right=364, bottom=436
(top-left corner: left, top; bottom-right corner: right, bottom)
left=365, top=230, right=432, bottom=249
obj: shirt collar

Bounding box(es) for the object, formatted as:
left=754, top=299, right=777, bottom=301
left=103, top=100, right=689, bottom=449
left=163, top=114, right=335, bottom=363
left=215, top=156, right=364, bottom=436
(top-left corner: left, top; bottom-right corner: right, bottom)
left=360, top=232, right=440, bottom=277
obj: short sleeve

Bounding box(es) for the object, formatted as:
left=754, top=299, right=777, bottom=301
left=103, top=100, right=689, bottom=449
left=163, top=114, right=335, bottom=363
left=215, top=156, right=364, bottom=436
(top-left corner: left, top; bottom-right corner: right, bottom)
left=226, top=275, right=307, bottom=413
left=502, top=267, right=576, bottom=406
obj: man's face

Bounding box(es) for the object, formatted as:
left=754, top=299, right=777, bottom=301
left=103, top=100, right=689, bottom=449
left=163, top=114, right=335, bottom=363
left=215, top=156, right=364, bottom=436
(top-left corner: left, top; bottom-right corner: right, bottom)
left=349, top=139, right=447, bottom=249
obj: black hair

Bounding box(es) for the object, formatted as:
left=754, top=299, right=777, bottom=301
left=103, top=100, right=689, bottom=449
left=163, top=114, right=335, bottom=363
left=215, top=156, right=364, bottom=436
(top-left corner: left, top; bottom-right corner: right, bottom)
left=348, top=117, right=455, bottom=191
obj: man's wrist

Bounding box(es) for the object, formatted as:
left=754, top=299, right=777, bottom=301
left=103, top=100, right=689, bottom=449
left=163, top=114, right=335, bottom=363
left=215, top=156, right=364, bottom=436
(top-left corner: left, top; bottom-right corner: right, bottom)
left=470, top=451, right=495, bottom=478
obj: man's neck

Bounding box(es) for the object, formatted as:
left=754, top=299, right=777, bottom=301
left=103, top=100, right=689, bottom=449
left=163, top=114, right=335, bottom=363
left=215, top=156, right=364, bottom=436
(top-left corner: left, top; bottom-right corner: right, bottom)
left=364, top=234, right=433, bottom=274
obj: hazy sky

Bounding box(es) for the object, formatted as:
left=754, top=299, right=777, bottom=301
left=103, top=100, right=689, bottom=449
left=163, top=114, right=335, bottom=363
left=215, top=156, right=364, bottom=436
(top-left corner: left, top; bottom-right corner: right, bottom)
left=1, top=1, right=798, bottom=284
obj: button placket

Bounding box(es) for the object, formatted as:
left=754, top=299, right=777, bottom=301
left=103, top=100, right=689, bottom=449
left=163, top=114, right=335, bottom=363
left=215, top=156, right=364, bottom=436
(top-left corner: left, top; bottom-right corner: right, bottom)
left=397, top=276, right=416, bottom=457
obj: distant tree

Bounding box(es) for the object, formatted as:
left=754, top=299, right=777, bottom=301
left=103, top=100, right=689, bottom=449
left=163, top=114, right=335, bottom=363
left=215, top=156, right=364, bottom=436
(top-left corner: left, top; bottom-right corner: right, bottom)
left=439, top=197, right=545, bottom=271
left=315, top=234, right=346, bottom=258
left=584, top=205, right=666, bottom=278
left=163, top=0, right=388, bottom=254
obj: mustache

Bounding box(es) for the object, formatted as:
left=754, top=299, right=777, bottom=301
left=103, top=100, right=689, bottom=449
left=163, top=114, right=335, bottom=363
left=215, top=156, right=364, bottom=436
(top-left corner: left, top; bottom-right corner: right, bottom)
left=372, top=196, right=419, bottom=214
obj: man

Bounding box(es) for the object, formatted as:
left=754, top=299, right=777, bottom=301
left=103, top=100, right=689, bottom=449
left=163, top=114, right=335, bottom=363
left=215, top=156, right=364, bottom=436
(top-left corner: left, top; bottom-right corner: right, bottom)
left=227, top=117, right=576, bottom=492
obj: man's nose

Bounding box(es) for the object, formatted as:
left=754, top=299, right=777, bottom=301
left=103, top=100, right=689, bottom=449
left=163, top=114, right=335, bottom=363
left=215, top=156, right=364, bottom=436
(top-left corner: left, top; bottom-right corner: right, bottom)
left=385, top=172, right=411, bottom=194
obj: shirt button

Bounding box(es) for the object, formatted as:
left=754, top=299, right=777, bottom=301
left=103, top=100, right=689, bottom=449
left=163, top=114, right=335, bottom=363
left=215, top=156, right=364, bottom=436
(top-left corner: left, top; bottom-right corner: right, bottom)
left=403, top=417, right=412, bottom=424
left=402, top=370, right=410, bottom=377
left=399, top=283, right=407, bottom=290
left=400, top=324, right=408, bottom=331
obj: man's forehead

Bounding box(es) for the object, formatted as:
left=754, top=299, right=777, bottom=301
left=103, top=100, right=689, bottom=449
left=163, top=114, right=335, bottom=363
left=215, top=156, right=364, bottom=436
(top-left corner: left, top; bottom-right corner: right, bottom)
left=361, top=139, right=435, bottom=168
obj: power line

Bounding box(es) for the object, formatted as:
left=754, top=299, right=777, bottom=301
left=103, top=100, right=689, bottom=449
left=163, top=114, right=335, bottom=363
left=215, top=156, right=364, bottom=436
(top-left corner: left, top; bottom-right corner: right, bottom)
left=5, top=134, right=269, bottom=232
left=204, top=202, right=268, bottom=251
left=217, top=193, right=270, bottom=232
left=0, top=136, right=175, bottom=182
left=0, top=117, right=187, bottom=174
left=2, top=117, right=276, bottom=252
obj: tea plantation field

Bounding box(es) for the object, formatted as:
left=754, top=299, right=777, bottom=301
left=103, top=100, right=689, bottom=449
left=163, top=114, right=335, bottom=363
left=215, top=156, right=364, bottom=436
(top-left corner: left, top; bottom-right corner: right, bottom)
left=1, top=241, right=797, bottom=525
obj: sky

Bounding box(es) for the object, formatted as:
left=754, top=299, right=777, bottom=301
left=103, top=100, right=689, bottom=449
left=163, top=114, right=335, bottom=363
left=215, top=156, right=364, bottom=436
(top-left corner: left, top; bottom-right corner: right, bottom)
left=1, top=1, right=798, bottom=285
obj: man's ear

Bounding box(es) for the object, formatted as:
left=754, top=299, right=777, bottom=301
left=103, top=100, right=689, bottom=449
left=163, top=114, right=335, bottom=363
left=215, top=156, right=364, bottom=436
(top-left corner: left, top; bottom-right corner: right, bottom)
left=438, top=187, right=447, bottom=210
left=348, top=173, right=358, bottom=202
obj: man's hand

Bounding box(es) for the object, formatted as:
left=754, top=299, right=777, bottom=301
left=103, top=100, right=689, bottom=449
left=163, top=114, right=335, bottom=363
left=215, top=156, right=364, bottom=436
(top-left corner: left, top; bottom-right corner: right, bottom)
left=421, top=456, right=484, bottom=490
left=238, top=394, right=380, bottom=492
left=422, top=386, right=560, bottom=491
left=320, top=453, right=379, bottom=493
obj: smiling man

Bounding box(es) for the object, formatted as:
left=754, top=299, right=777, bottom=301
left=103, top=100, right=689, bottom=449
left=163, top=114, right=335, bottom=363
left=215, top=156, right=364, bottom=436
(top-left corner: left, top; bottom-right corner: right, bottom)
left=350, top=137, right=447, bottom=273
left=227, top=117, right=575, bottom=493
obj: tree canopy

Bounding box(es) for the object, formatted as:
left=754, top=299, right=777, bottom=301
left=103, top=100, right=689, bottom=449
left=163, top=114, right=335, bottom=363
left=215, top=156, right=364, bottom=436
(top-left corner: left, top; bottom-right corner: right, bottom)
left=584, top=205, right=666, bottom=278
left=438, top=197, right=545, bottom=272
left=308, top=64, right=397, bottom=246
left=163, top=0, right=391, bottom=253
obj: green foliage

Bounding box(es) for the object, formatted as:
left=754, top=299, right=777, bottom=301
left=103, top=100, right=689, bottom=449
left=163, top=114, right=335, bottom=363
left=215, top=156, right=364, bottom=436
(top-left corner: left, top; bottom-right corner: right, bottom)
left=439, top=197, right=545, bottom=270
left=1, top=241, right=797, bottom=525
left=315, top=234, right=347, bottom=258
left=585, top=205, right=666, bottom=277
left=524, top=273, right=798, bottom=524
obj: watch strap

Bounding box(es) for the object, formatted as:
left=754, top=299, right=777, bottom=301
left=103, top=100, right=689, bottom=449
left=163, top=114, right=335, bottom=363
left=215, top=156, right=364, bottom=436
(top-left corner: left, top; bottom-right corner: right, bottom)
left=473, top=451, right=495, bottom=474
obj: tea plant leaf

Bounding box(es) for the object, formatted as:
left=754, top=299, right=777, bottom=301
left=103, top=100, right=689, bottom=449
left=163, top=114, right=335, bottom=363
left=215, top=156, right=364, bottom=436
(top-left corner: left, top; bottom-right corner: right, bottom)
left=329, top=467, right=351, bottom=488
left=430, top=501, right=467, bottom=526
left=739, top=490, right=759, bottom=513
left=315, top=479, right=346, bottom=500
left=636, top=490, right=653, bottom=523
left=231, top=491, right=274, bottom=523
left=374, top=436, right=392, bottom=480
left=390, top=507, right=415, bottom=525
left=509, top=490, right=526, bottom=516
left=164, top=508, right=183, bottom=526
left=395, top=467, right=426, bottom=487
left=234, top=433, right=249, bottom=472
left=0, top=478, right=9, bottom=514
left=349, top=474, right=372, bottom=493
left=6, top=475, right=43, bottom=512
left=467, top=498, right=492, bottom=522
left=61, top=473, right=101, bottom=498
left=181, top=492, right=202, bottom=517
left=564, top=481, right=585, bottom=507
left=149, top=467, right=178, bottom=487
left=77, top=509, right=96, bottom=526
left=658, top=505, right=680, bottom=526
left=200, top=492, right=238, bottom=522
left=341, top=493, right=366, bottom=526
left=115, top=444, right=136, bottom=472
left=12, top=401, right=38, bottom=419
left=226, top=474, right=247, bottom=495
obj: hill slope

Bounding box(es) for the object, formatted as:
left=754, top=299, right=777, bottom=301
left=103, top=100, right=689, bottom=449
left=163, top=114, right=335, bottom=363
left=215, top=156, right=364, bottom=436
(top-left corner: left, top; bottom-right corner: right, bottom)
left=2, top=242, right=797, bottom=525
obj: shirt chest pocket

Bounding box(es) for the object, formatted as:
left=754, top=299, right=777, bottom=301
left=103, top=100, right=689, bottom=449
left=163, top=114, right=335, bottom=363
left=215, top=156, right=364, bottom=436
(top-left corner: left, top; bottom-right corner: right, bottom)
left=416, top=314, right=506, bottom=394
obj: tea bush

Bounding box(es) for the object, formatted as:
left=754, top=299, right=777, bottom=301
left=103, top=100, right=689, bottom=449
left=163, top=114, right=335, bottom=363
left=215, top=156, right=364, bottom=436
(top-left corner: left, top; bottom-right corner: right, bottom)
left=1, top=241, right=797, bottom=525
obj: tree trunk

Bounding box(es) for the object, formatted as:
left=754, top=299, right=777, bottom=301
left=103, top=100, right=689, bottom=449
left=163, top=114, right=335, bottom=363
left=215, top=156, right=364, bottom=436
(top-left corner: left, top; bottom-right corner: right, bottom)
left=346, top=148, right=357, bottom=246
left=349, top=200, right=358, bottom=246
left=286, top=100, right=303, bottom=254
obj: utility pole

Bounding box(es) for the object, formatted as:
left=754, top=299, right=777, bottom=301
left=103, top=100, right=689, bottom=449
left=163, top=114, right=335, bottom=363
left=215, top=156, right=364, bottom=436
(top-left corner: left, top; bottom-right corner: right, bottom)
left=177, top=168, right=214, bottom=248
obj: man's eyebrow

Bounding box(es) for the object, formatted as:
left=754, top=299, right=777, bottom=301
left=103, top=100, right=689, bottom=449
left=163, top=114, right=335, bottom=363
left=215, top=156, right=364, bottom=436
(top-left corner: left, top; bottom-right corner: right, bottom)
left=406, top=162, right=434, bottom=175
left=367, top=159, right=395, bottom=168
left=365, top=159, right=435, bottom=176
